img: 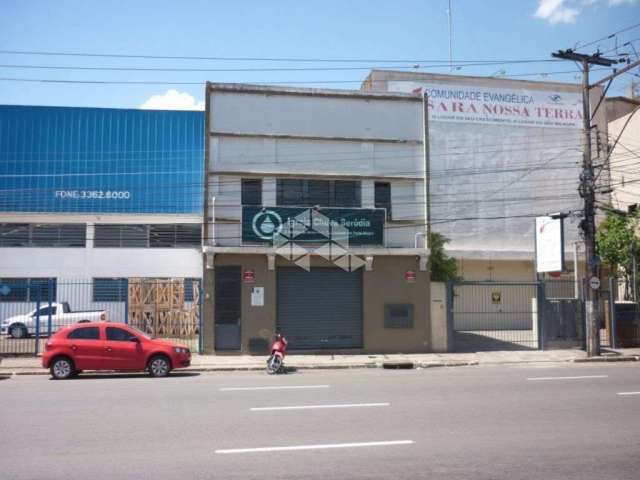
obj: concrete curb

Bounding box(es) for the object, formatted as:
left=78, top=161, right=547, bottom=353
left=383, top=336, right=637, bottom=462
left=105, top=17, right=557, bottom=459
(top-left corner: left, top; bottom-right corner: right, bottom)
left=573, top=355, right=640, bottom=363
left=1, top=356, right=638, bottom=377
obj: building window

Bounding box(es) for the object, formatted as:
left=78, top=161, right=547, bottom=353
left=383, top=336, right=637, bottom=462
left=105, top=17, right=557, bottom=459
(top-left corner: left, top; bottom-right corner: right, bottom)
left=334, top=180, right=360, bottom=207
left=384, top=304, right=414, bottom=329
left=0, top=278, right=57, bottom=302
left=374, top=182, right=392, bottom=220
left=150, top=224, right=201, bottom=247
left=0, top=224, right=29, bottom=247
left=276, top=179, right=361, bottom=208
left=241, top=179, right=262, bottom=206
left=93, top=278, right=128, bottom=302
left=94, top=224, right=148, bottom=248
left=173, top=224, right=202, bottom=247
left=0, top=223, right=85, bottom=247
left=94, top=224, right=201, bottom=248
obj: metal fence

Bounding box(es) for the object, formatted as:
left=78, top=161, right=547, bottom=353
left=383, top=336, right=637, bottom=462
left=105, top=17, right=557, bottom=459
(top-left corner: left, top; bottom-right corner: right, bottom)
left=608, top=277, right=640, bottom=348
left=0, top=278, right=203, bottom=355
left=448, top=279, right=587, bottom=352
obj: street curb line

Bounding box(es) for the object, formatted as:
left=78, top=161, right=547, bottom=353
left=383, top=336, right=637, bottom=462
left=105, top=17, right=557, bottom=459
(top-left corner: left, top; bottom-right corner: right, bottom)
left=573, top=356, right=640, bottom=363
left=1, top=356, right=638, bottom=376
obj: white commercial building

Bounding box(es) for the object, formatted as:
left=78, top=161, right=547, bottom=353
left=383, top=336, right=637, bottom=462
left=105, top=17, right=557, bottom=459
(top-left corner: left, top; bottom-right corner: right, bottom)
left=0, top=106, right=204, bottom=351
left=363, top=71, right=609, bottom=282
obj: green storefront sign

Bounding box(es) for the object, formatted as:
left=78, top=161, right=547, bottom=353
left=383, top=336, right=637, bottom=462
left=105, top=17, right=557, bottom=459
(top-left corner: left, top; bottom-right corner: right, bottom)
left=242, top=206, right=385, bottom=246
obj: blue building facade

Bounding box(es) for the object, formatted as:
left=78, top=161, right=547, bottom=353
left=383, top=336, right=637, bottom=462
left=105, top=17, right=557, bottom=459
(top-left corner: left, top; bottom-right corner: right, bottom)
left=0, top=105, right=204, bottom=214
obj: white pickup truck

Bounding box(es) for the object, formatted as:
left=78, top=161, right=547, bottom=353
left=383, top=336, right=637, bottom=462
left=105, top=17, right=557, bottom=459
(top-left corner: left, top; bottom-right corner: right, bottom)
left=0, top=302, right=108, bottom=339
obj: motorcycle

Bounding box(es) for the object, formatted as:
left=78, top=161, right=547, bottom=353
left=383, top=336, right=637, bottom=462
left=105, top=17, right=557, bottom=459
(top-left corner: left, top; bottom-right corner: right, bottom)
left=266, top=333, right=288, bottom=374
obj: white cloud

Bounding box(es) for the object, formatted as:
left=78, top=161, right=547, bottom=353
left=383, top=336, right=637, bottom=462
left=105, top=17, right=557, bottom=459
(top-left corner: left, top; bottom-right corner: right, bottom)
left=535, top=0, right=638, bottom=24
left=534, top=0, right=580, bottom=24
left=140, top=89, right=204, bottom=111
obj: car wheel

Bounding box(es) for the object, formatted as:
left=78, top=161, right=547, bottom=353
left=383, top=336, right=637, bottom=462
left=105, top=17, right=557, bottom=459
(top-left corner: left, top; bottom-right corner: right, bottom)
left=148, top=355, right=171, bottom=378
left=50, top=357, right=74, bottom=380
left=9, top=324, right=27, bottom=339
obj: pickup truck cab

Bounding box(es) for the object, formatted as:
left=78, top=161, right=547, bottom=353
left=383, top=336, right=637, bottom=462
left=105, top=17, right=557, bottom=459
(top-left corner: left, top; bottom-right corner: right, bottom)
left=1, top=302, right=107, bottom=339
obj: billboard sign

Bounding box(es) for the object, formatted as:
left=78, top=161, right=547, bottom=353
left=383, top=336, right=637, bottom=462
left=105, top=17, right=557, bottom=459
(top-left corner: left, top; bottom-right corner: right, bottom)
left=242, top=206, right=385, bottom=246
left=535, top=216, right=565, bottom=273
left=388, top=81, right=582, bottom=129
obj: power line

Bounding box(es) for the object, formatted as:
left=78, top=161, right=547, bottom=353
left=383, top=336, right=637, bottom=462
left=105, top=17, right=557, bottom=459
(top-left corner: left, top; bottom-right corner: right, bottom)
left=575, top=22, right=640, bottom=51
left=0, top=49, right=562, bottom=64
left=0, top=68, right=604, bottom=86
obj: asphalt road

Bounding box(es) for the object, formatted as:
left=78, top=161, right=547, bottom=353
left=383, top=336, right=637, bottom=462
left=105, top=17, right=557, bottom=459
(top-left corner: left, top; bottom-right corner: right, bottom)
left=1, top=362, right=639, bottom=480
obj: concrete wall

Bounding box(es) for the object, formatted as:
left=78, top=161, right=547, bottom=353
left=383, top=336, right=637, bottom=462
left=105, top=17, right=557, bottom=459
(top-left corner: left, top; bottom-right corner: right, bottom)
left=430, top=282, right=449, bottom=352
left=0, top=248, right=202, bottom=279
left=609, top=108, right=640, bottom=212
left=209, top=88, right=422, bottom=141
left=457, top=259, right=535, bottom=281
left=606, top=97, right=640, bottom=123
left=0, top=213, right=203, bottom=279
left=362, top=256, right=430, bottom=353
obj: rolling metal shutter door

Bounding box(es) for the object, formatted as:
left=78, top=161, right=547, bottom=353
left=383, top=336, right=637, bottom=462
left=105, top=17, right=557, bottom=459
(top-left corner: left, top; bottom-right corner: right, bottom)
left=277, top=268, right=363, bottom=349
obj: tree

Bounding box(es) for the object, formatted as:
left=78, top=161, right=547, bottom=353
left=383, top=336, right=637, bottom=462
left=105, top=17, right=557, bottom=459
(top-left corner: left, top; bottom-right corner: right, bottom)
left=595, top=210, right=639, bottom=299
left=429, top=232, right=458, bottom=282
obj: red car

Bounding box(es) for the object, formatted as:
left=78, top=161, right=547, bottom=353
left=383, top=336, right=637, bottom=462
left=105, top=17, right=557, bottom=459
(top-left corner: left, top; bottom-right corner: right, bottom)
left=42, top=322, right=191, bottom=379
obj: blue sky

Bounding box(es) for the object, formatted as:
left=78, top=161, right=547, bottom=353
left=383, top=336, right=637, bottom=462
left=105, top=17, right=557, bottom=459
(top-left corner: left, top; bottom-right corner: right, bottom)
left=1, top=0, right=639, bottom=110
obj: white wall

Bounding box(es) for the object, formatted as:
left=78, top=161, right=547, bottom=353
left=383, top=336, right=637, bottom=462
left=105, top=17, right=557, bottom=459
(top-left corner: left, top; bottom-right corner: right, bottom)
left=0, top=248, right=202, bottom=278
left=210, top=90, right=422, bottom=141
left=210, top=137, right=423, bottom=179
left=609, top=109, right=640, bottom=212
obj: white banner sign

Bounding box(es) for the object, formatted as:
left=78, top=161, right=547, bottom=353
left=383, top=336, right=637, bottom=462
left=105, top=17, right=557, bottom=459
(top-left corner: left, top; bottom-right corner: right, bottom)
left=535, top=216, right=565, bottom=273
left=388, top=81, right=582, bottom=129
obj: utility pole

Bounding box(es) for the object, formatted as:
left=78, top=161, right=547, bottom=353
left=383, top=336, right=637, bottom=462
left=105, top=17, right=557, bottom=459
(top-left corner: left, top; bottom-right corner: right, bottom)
left=551, top=49, right=618, bottom=357
left=447, top=0, right=453, bottom=72
left=422, top=92, right=431, bottom=253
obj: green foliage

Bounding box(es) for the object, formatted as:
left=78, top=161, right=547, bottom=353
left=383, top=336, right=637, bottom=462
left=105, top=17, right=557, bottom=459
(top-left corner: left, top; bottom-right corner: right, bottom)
left=595, top=211, right=639, bottom=277
left=429, top=232, right=458, bottom=282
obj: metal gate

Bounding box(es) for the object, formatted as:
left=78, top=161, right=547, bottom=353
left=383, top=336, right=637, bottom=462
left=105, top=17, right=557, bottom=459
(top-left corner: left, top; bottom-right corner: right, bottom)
left=608, top=277, right=640, bottom=348
left=448, top=281, right=541, bottom=351
left=276, top=267, right=363, bottom=350
left=448, top=280, right=586, bottom=352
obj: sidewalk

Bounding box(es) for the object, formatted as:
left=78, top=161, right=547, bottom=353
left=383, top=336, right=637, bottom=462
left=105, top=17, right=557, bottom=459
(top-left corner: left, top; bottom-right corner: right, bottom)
left=1, top=348, right=639, bottom=375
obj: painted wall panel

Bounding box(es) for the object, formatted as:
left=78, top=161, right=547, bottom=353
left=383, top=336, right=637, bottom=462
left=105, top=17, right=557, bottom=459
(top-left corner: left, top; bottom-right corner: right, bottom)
left=0, top=105, right=204, bottom=214
left=212, top=137, right=423, bottom=178
left=210, top=91, right=422, bottom=141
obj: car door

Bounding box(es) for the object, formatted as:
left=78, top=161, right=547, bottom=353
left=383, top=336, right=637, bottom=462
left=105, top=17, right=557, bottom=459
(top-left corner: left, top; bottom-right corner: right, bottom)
left=104, top=326, right=146, bottom=370
left=65, top=326, right=105, bottom=370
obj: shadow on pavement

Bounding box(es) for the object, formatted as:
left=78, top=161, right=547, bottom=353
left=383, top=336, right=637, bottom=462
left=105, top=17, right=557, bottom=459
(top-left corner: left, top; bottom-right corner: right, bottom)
left=454, top=331, right=537, bottom=352
left=52, top=372, right=201, bottom=381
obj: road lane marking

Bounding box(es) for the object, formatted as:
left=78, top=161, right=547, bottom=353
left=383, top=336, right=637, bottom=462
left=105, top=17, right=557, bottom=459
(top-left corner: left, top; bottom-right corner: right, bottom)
left=215, top=440, right=414, bottom=454
left=617, top=391, right=640, bottom=396
left=220, top=385, right=329, bottom=392
left=250, top=402, right=389, bottom=411
left=527, top=375, right=608, bottom=381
